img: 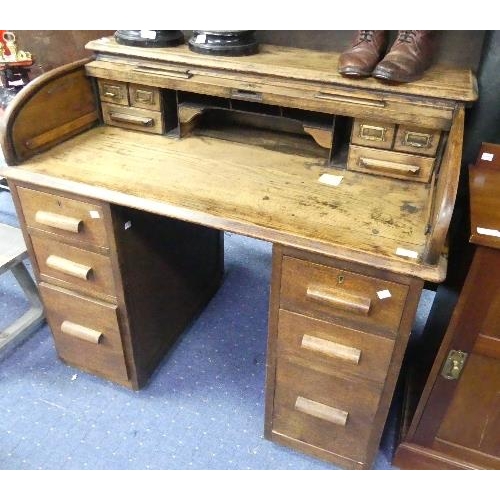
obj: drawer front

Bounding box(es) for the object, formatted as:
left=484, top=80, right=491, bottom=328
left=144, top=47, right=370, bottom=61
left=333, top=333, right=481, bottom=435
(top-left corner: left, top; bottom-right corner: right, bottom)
left=31, top=235, right=116, bottom=300
left=17, top=186, right=108, bottom=248
left=98, top=79, right=129, bottom=106
left=351, top=119, right=395, bottom=150
left=280, top=256, right=408, bottom=336
left=102, top=103, right=164, bottom=134
left=347, top=145, right=435, bottom=183
left=39, top=283, right=128, bottom=382
left=129, top=83, right=162, bottom=111
left=272, top=358, right=383, bottom=464
left=277, top=309, right=395, bottom=384
left=393, top=125, right=440, bottom=156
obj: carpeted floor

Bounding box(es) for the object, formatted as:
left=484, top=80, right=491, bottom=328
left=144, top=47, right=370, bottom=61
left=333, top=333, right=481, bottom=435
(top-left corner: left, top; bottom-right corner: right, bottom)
left=0, top=152, right=433, bottom=471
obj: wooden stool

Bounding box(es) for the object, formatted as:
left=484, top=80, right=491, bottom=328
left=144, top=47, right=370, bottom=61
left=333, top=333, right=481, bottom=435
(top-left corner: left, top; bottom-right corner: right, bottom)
left=0, top=222, right=44, bottom=359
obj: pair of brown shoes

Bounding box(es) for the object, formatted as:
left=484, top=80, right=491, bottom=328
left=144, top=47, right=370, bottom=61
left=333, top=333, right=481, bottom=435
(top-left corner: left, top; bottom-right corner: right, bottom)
left=338, top=30, right=436, bottom=83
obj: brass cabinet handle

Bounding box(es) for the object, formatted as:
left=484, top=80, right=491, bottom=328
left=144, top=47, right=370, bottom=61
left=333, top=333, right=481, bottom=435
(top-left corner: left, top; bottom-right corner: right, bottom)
left=109, top=112, right=154, bottom=127
left=306, top=284, right=371, bottom=316
left=295, top=396, right=348, bottom=426
left=102, top=85, right=122, bottom=99
left=314, top=92, right=385, bottom=108
left=35, top=210, right=83, bottom=233
left=134, top=90, right=154, bottom=104
left=46, top=255, right=92, bottom=281
left=403, top=131, right=432, bottom=149
left=359, top=124, right=387, bottom=142
left=301, top=334, right=361, bottom=364
left=359, top=157, right=420, bottom=174
left=61, top=320, right=103, bottom=344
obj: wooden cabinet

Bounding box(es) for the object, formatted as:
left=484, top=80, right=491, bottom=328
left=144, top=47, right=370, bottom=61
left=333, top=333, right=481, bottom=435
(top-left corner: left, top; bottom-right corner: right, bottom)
left=0, top=38, right=477, bottom=469
left=10, top=184, right=224, bottom=389
left=265, top=246, right=423, bottom=469
left=393, top=143, right=500, bottom=469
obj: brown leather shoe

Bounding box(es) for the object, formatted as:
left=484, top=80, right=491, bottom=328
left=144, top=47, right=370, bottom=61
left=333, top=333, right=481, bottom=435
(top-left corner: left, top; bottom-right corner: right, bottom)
left=372, top=30, right=436, bottom=83
left=338, top=30, right=388, bottom=78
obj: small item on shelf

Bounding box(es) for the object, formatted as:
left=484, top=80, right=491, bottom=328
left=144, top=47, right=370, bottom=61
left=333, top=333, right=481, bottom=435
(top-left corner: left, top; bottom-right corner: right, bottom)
left=372, top=31, right=436, bottom=83
left=338, top=30, right=436, bottom=84
left=188, top=30, right=259, bottom=56
left=0, top=31, right=32, bottom=63
left=114, top=30, right=184, bottom=48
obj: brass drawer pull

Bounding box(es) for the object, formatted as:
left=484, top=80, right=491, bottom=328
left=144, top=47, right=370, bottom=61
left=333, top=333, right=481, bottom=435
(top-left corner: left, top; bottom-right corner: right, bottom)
left=359, top=124, right=387, bottom=142
left=46, top=255, right=92, bottom=280
left=301, top=334, right=361, bottom=364
left=109, top=112, right=154, bottom=127
left=403, top=131, right=432, bottom=149
left=359, top=157, right=420, bottom=174
left=230, top=89, right=263, bottom=102
left=306, top=284, right=371, bottom=316
left=102, top=85, right=123, bottom=99
left=35, top=210, right=83, bottom=233
left=314, top=92, right=385, bottom=108
left=295, top=396, right=348, bottom=426
left=61, top=320, right=103, bottom=344
left=134, top=65, right=191, bottom=79
left=135, top=90, right=154, bottom=104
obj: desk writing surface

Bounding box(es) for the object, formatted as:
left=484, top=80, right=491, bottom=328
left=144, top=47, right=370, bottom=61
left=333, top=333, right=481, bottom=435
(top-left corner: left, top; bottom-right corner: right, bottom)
left=1, top=125, right=443, bottom=281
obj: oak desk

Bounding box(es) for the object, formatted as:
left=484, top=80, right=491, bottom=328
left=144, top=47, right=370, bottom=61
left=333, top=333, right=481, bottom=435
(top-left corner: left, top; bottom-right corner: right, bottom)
left=0, top=38, right=477, bottom=469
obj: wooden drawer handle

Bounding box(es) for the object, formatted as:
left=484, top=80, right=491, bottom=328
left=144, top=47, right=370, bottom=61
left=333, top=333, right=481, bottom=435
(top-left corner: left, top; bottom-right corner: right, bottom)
left=306, top=285, right=371, bottom=316
left=61, top=320, right=102, bottom=344
left=134, top=65, right=192, bottom=79
left=314, top=92, right=385, bottom=108
left=295, top=396, right=348, bottom=426
left=301, top=334, right=361, bottom=364
left=35, top=211, right=83, bottom=233
left=46, top=255, right=92, bottom=280
left=109, top=112, right=154, bottom=127
left=359, top=157, right=420, bottom=174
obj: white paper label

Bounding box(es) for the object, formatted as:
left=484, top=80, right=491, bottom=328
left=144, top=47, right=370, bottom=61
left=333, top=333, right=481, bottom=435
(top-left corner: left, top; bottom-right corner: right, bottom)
left=195, top=34, right=207, bottom=44
left=481, top=152, right=494, bottom=161
left=140, top=30, right=156, bottom=40
left=124, top=221, right=132, bottom=230
left=89, top=210, right=100, bottom=219
left=477, top=227, right=500, bottom=238
left=377, top=289, right=392, bottom=300
left=318, top=173, right=343, bottom=187
left=396, top=247, right=419, bottom=259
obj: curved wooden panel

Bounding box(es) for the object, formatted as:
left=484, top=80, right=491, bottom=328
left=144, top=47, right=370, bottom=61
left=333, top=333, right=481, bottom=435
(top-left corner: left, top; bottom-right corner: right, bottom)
left=0, top=58, right=98, bottom=165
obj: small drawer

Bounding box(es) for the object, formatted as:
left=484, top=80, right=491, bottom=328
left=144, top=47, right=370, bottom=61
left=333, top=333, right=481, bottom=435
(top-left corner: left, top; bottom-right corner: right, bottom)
left=39, top=283, right=129, bottom=383
left=98, top=79, right=129, bottom=106
left=347, top=145, right=435, bottom=183
left=394, top=125, right=440, bottom=156
left=129, top=83, right=162, bottom=111
left=277, top=309, right=395, bottom=384
left=31, top=235, right=116, bottom=300
left=102, top=103, right=164, bottom=135
left=280, top=256, right=408, bottom=336
left=272, top=357, right=383, bottom=464
left=17, top=186, right=108, bottom=249
left=351, top=119, right=395, bottom=150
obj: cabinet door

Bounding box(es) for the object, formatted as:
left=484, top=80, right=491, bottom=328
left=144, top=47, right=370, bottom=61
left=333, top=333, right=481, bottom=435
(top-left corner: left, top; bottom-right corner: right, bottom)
left=413, top=246, right=500, bottom=467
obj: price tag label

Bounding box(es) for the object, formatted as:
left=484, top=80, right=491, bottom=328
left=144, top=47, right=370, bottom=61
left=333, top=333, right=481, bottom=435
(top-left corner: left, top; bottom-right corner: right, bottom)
left=481, top=152, right=494, bottom=161
left=195, top=34, right=207, bottom=44
left=140, top=30, right=157, bottom=40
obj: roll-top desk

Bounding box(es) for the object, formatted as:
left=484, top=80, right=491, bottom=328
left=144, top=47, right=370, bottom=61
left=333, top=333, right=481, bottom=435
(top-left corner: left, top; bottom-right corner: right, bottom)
left=0, top=37, right=477, bottom=469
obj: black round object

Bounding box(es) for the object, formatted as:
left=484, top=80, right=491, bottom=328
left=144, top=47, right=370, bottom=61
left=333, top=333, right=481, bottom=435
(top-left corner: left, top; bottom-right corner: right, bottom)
left=114, top=30, right=184, bottom=48
left=188, top=30, right=258, bottom=56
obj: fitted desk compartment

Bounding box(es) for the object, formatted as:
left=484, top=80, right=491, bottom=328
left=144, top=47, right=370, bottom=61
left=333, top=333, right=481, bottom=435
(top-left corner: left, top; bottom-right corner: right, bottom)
left=0, top=41, right=476, bottom=469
